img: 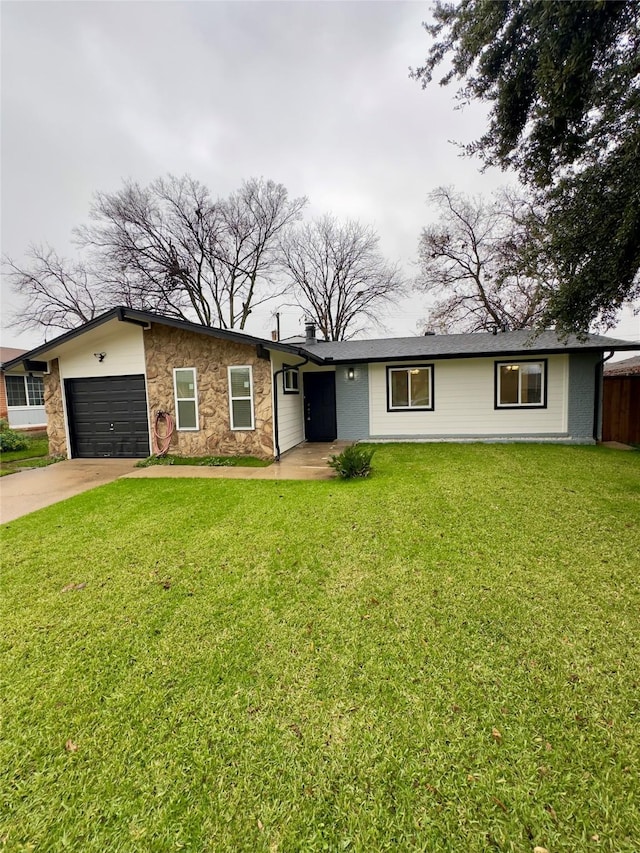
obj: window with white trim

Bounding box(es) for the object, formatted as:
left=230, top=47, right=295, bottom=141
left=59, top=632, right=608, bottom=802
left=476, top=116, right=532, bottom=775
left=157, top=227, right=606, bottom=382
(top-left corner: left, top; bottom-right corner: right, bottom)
left=6, top=375, right=45, bottom=407
left=495, top=360, right=546, bottom=408
left=173, top=368, right=199, bottom=430
left=387, top=365, right=433, bottom=411
left=228, top=366, right=254, bottom=430
left=283, top=364, right=299, bottom=394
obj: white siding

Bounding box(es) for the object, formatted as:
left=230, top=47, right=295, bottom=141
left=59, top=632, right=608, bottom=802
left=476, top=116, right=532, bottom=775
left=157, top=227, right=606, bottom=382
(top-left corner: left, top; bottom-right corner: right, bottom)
left=49, top=320, right=148, bottom=458
left=271, top=352, right=305, bottom=454
left=7, top=407, right=46, bottom=428
left=57, top=320, right=146, bottom=380
left=369, top=355, right=568, bottom=437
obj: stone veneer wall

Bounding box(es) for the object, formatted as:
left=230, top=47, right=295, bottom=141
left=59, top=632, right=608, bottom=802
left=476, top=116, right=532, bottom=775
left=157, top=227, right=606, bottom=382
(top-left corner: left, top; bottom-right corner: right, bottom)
left=44, top=359, right=67, bottom=456
left=144, top=324, right=274, bottom=458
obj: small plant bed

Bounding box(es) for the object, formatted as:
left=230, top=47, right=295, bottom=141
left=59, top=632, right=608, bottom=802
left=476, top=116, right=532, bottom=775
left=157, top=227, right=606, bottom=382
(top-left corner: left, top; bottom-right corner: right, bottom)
left=135, top=454, right=271, bottom=468
left=0, top=437, right=49, bottom=464
left=328, top=444, right=375, bottom=478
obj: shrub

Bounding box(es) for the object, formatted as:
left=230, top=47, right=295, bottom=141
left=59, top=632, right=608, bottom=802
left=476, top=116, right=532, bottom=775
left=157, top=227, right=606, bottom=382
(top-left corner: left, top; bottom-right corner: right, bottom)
left=0, top=422, right=30, bottom=452
left=328, top=445, right=375, bottom=479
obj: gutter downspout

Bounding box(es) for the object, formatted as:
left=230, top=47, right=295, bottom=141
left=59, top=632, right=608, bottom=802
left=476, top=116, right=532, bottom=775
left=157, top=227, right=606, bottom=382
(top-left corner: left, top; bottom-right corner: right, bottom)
left=593, top=350, right=615, bottom=442
left=273, top=356, right=309, bottom=461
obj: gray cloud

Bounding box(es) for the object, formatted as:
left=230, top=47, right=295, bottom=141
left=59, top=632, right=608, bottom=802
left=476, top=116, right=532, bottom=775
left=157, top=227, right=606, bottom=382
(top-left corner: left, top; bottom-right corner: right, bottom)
left=9, top=2, right=628, bottom=349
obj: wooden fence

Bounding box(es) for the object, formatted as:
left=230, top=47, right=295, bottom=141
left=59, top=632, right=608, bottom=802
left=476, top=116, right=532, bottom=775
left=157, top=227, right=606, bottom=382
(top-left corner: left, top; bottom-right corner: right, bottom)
left=602, top=375, right=640, bottom=445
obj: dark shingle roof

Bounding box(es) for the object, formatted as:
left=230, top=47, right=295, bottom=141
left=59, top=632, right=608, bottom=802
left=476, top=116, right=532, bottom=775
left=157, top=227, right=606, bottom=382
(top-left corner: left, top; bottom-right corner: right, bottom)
left=298, top=330, right=640, bottom=363
left=2, top=308, right=637, bottom=371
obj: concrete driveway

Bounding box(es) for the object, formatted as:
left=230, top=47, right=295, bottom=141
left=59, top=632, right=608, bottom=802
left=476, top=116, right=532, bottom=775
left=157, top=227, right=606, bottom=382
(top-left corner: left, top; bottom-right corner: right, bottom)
left=0, top=459, right=138, bottom=524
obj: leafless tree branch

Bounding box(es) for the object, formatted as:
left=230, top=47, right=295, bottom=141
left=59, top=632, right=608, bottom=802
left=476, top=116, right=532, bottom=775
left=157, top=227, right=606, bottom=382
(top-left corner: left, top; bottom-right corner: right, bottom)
left=280, top=215, right=405, bottom=340
left=417, top=186, right=551, bottom=333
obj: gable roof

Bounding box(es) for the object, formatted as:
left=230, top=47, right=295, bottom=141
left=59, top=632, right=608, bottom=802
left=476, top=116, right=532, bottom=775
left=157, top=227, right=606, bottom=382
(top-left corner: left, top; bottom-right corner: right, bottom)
left=1, top=307, right=323, bottom=370
left=0, top=347, right=27, bottom=366
left=2, top=307, right=637, bottom=371
left=297, top=329, right=640, bottom=363
left=604, top=355, right=640, bottom=376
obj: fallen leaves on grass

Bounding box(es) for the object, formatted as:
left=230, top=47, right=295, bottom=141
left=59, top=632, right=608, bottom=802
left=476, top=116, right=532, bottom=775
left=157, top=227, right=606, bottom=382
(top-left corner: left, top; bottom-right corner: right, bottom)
left=492, top=796, right=508, bottom=813
left=545, top=804, right=558, bottom=823
left=65, top=739, right=78, bottom=752
left=61, top=582, right=86, bottom=593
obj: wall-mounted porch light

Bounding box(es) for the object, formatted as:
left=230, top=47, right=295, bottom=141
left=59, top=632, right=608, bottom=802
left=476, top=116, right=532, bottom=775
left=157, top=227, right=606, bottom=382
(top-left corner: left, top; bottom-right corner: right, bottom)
left=347, top=367, right=355, bottom=381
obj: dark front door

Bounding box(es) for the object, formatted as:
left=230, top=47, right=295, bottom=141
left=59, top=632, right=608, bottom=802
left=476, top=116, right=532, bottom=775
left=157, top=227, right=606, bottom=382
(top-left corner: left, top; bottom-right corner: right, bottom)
left=303, top=372, right=337, bottom=441
left=65, top=375, right=150, bottom=458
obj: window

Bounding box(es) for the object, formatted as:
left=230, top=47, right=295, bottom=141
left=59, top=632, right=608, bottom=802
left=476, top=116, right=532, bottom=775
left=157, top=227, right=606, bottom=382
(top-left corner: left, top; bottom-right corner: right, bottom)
left=495, top=360, right=547, bottom=408
left=6, top=374, right=44, bottom=407
left=282, top=364, right=299, bottom=394
left=173, top=368, right=198, bottom=430
left=228, top=366, right=254, bottom=430
left=387, top=365, right=433, bottom=411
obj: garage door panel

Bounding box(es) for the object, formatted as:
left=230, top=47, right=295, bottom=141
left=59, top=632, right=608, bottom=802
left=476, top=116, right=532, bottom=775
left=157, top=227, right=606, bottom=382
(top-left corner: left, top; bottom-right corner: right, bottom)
left=66, top=375, right=150, bottom=458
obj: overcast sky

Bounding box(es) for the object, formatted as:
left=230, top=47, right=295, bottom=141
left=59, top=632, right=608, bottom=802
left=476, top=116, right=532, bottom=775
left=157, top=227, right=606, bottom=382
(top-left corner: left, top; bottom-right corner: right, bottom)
left=2, top=0, right=638, bottom=352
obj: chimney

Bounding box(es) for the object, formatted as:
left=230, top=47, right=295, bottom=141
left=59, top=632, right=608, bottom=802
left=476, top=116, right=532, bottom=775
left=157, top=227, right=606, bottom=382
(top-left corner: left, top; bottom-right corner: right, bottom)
left=271, top=330, right=278, bottom=341
left=305, top=321, right=317, bottom=344
left=424, top=329, right=436, bottom=336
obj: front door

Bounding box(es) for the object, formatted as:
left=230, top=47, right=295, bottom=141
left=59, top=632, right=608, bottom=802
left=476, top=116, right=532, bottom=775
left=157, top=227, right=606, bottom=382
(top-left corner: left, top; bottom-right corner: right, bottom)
left=303, top=372, right=337, bottom=442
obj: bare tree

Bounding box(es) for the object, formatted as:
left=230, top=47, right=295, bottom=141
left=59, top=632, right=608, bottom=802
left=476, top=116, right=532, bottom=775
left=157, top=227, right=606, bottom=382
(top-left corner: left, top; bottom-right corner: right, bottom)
left=4, top=245, right=106, bottom=336
left=280, top=216, right=404, bottom=340
left=417, top=186, right=549, bottom=333
left=77, top=175, right=307, bottom=329
left=5, top=175, right=307, bottom=335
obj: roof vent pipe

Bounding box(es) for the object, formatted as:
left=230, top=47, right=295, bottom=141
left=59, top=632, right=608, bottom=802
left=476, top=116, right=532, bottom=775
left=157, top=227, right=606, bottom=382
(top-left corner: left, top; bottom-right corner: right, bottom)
left=305, top=321, right=317, bottom=344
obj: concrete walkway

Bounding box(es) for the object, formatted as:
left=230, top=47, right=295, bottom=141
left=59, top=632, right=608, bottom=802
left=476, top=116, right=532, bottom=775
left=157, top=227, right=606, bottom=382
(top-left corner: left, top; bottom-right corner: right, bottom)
left=0, top=442, right=349, bottom=524
left=125, top=441, right=350, bottom=482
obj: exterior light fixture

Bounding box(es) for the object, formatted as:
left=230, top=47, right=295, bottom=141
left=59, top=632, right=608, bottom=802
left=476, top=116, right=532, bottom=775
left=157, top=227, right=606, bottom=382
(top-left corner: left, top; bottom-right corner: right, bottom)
left=347, top=367, right=355, bottom=381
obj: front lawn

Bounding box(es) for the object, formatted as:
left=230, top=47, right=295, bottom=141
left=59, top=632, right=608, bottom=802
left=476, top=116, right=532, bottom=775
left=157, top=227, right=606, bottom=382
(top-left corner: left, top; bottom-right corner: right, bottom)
left=1, top=444, right=638, bottom=852
left=0, top=435, right=61, bottom=477
left=0, top=436, right=49, bottom=463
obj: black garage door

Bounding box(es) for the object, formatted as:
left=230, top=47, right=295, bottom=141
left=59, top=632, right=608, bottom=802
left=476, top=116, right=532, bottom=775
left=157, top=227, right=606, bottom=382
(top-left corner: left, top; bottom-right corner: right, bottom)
left=65, top=375, right=150, bottom=458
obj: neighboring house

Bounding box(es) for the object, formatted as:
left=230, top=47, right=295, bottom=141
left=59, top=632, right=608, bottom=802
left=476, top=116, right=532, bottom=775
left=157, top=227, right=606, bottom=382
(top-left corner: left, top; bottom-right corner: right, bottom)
left=3, top=307, right=638, bottom=459
left=602, top=355, right=640, bottom=445
left=0, top=346, right=47, bottom=431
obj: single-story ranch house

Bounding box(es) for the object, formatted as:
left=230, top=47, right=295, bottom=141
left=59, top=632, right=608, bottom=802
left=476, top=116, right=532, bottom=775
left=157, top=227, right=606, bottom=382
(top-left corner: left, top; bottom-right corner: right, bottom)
left=2, top=307, right=638, bottom=459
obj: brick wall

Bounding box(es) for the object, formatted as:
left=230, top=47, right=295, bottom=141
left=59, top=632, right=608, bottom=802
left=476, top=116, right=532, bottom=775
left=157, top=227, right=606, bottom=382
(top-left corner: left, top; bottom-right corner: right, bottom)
left=0, top=374, right=7, bottom=421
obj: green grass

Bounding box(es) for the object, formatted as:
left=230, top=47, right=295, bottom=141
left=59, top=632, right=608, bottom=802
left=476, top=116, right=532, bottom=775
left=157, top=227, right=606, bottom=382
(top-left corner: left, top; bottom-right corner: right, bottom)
left=0, top=437, right=61, bottom=477
left=1, top=444, right=639, bottom=852
left=0, top=437, right=49, bottom=464
left=135, top=454, right=271, bottom=468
